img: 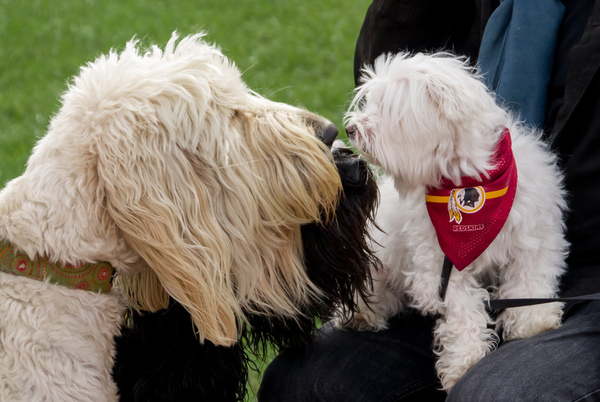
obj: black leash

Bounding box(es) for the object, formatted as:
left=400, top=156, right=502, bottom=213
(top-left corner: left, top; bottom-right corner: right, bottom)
left=486, top=293, right=600, bottom=310
left=439, top=256, right=454, bottom=301
left=439, top=255, right=600, bottom=311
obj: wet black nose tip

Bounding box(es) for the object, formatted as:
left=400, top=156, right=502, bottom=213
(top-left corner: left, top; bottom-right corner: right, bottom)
left=319, top=123, right=339, bottom=148
left=345, top=124, right=357, bottom=138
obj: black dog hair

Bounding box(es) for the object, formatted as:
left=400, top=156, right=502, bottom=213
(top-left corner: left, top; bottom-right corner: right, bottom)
left=245, top=146, right=380, bottom=354
left=114, top=301, right=249, bottom=402
left=113, top=147, right=380, bottom=401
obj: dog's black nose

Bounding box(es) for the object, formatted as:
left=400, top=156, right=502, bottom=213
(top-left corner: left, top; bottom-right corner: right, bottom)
left=319, top=123, right=338, bottom=148
left=345, top=124, right=357, bottom=139
left=333, top=149, right=363, bottom=185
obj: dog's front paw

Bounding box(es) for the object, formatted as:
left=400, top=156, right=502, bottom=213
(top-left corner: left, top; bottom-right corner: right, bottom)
left=437, top=365, right=463, bottom=391
left=435, top=342, right=493, bottom=391
left=500, top=302, right=563, bottom=340
left=434, top=317, right=498, bottom=391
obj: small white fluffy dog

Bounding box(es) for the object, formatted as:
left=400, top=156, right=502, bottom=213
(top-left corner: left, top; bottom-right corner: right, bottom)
left=0, top=33, right=345, bottom=401
left=344, top=52, right=568, bottom=390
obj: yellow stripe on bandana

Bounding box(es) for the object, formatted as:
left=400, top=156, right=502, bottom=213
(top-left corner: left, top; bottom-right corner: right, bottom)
left=426, top=186, right=508, bottom=203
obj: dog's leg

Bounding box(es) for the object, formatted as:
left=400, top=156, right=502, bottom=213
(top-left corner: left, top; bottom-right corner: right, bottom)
left=496, top=251, right=564, bottom=340
left=341, top=264, right=404, bottom=330
left=433, top=271, right=497, bottom=391
left=494, top=133, right=567, bottom=340
left=407, top=251, right=448, bottom=316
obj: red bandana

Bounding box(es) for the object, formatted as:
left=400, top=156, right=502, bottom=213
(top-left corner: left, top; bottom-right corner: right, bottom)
left=425, top=129, right=517, bottom=270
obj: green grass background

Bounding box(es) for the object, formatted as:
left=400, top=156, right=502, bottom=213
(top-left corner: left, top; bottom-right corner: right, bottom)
left=0, top=0, right=370, bottom=186
left=0, top=0, right=371, bottom=398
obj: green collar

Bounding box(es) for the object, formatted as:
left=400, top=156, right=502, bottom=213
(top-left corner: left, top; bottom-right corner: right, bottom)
left=0, top=241, right=114, bottom=293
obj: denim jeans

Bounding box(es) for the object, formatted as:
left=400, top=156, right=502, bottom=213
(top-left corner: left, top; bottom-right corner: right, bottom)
left=258, top=301, right=600, bottom=401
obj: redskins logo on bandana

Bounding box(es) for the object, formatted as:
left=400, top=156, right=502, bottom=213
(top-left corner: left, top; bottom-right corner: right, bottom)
left=425, top=129, right=517, bottom=271
left=448, top=186, right=485, bottom=223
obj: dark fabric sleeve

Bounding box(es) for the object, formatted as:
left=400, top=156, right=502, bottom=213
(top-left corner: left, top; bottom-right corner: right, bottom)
left=546, top=0, right=600, bottom=298
left=353, top=0, right=497, bottom=86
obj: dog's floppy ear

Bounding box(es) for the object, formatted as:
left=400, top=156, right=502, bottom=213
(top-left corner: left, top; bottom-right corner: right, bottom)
left=425, top=75, right=471, bottom=123
left=423, top=56, right=483, bottom=123
left=96, top=112, right=241, bottom=346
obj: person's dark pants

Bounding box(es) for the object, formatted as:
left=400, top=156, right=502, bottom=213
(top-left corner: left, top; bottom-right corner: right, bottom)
left=258, top=301, right=600, bottom=401
left=258, top=311, right=444, bottom=402
left=447, top=300, right=600, bottom=401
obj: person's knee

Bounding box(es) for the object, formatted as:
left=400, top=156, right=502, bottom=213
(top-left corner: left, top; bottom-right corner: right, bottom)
left=446, top=367, right=487, bottom=401
left=258, top=352, right=305, bottom=401
left=447, top=315, right=600, bottom=402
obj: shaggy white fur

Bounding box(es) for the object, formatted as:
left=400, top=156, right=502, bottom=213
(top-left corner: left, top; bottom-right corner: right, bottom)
left=344, top=52, right=569, bottom=390
left=0, top=33, right=343, bottom=400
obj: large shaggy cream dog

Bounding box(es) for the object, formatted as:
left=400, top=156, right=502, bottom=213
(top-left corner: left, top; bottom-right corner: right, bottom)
left=0, top=33, right=350, bottom=401
left=344, top=52, right=569, bottom=390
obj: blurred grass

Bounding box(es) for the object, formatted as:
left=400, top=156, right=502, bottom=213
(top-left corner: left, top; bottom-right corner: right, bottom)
left=0, top=0, right=370, bottom=185
left=0, top=0, right=370, bottom=399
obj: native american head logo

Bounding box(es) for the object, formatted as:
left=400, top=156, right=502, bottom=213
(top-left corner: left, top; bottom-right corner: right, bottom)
left=448, top=186, right=485, bottom=223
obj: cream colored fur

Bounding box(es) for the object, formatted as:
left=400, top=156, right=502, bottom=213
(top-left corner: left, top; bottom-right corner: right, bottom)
left=0, top=33, right=341, bottom=400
